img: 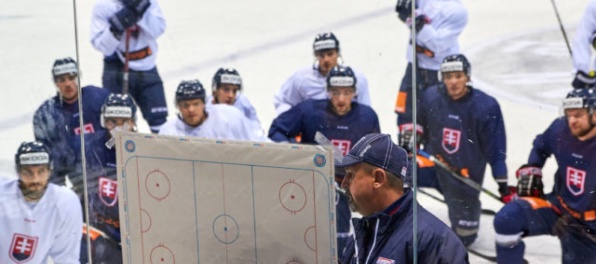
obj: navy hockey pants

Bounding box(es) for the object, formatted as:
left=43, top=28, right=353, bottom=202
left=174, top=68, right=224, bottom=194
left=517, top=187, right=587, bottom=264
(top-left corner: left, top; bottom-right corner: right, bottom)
left=102, top=58, right=168, bottom=133
left=494, top=196, right=596, bottom=264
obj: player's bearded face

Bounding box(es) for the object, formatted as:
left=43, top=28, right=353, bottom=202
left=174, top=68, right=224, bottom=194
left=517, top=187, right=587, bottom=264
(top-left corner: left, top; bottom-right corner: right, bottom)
left=566, top=108, right=593, bottom=138
left=214, top=84, right=239, bottom=105
left=178, top=99, right=206, bottom=127
left=315, top=49, right=339, bottom=76
left=443, top=71, right=469, bottom=100
left=18, top=165, right=50, bottom=201
left=329, top=87, right=355, bottom=115
left=55, top=74, right=79, bottom=104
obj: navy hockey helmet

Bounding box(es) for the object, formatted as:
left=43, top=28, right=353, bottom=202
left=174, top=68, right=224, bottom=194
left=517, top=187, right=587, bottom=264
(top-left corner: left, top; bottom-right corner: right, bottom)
left=326, top=65, right=357, bottom=89
left=439, top=54, right=471, bottom=79
left=212, top=68, right=243, bottom=92
left=52, top=57, right=78, bottom=80
left=313, top=32, right=340, bottom=52
left=15, top=141, right=52, bottom=171
left=563, top=88, right=596, bottom=112
left=176, top=80, right=206, bottom=102
left=101, top=93, right=137, bottom=128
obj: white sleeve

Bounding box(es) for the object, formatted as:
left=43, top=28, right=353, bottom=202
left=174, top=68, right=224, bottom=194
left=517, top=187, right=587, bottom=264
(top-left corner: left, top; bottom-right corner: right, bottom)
left=136, top=0, right=166, bottom=39
left=416, top=1, right=468, bottom=59
left=48, top=189, right=83, bottom=264
left=274, top=72, right=303, bottom=115
left=572, top=0, right=596, bottom=73
left=90, top=0, right=121, bottom=56
left=354, top=71, right=371, bottom=106
left=158, top=119, right=177, bottom=135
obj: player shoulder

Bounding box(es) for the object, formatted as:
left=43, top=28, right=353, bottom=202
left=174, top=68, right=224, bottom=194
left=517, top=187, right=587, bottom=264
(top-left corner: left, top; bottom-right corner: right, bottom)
left=49, top=183, right=79, bottom=201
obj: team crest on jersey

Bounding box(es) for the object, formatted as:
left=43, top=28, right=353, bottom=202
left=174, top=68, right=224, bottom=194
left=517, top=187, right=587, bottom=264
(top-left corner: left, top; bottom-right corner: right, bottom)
left=99, top=177, right=118, bottom=206
left=376, top=257, right=396, bottom=264
left=331, top=139, right=351, bottom=156
left=442, top=128, right=461, bottom=154
left=10, top=233, right=38, bottom=263
left=74, top=123, right=95, bottom=135
left=566, top=167, right=586, bottom=196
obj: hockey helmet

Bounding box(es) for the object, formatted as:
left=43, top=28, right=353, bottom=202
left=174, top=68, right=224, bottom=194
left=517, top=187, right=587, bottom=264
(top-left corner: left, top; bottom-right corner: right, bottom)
left=326, top=65, right=357, bottom=89
left=52, top=57, right=78, bottom=80
left=15, top=141, right=52, bottom=171
left=101, top=93, right=137, bottom=128
left=563, top=88, right=596, bottom=112
left=212, top=68, right=243, bottom=92
left=313, top=32, right=340, bottom=52
left=176, top=80, right=206, bottom=102
left=439, top=54, right=471, bottom=79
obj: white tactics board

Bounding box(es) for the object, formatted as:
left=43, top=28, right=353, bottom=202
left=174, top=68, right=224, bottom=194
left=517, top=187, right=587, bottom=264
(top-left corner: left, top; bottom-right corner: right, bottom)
left=115, top=133, right=337, bottom=264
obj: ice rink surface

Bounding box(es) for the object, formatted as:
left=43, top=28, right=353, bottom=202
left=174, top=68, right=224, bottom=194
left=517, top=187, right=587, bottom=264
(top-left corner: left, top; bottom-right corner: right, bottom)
left=0, top=0, right=590, bottom=262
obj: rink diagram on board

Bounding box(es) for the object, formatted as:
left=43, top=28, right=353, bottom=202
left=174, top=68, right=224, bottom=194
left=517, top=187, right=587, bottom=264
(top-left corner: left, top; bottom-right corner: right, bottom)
left=116, top=133, right=337, bottom=264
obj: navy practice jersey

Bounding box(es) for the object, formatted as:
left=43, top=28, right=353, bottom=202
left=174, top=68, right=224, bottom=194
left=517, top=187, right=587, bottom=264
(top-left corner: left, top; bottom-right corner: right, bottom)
left=418, top=85, right=508, bottom=183
left=33, top=86, right=110, bottom=182
left=528, top=118, right=596, bottom=217
left=268, top=99, right=380, bottom=156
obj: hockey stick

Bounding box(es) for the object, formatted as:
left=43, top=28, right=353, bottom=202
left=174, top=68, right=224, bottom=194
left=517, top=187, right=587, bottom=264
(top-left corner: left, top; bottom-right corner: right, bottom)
left=417, top=150, right=503, bottom=203
left=417, top=188, right=497, bottom=216
left=549, top=0, right=572, bottom=56
left=122, top=29, right=131, bottom=95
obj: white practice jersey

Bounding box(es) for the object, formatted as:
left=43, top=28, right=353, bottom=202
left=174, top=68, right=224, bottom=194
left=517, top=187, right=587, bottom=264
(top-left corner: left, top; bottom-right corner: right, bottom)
left=0, top=178, right=82, bottom=264
left=405, top=0, right=468, bottom=70
left=90, top=0, right=166, bottom=71
left=273, top=64, right=371, bottom=115
left=159, top=104, right=268, bottom=141
left=572, top=0, right=596, bottom=74
left=206, top=94, right=266, bottom=140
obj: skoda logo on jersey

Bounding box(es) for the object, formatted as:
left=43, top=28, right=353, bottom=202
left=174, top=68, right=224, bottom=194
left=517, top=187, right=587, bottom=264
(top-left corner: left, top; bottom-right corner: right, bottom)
left=19, top=153, right=49, bottom=165
left=99, top=177, right=118, bottom=206
left=105, top=106, right=132, bottom=118
left=566, top=167, right=586, bottom=196
left=10, top=233, right=38, bottom=263
left=329, top=76, right=355, bottom=87
left=442, top=128, right=461, bottom=154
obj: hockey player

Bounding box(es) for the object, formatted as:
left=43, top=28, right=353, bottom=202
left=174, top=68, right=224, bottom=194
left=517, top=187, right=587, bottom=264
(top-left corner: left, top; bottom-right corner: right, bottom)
left=493, top=88, right=596, bottom=264
left=268, top=65, right=380, bottom=253
left=273, top=32, right=371, bottom=115
left=0, top=141, right=82, bottom=263
left=571, top=0, right=596, bottom=89
left=337, top=133, right=468, bottom=263
left=79, top=93, right=138, bottom=264
left=90, top=0, right=168, bottom=133
left=410, top=54, right=511, bottom=246
left=33, top=57, right=110, bottom=185
left=394, top=0, right=468, bottom=140
left=159, top=80, right=265, bottom=141
left=207, top=67, right=265, bottom=139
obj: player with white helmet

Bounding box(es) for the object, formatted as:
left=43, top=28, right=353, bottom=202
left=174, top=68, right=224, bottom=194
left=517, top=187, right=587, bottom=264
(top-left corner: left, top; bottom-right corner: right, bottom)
left=407, top=54, right=510, bottom=246
left=90, top=0, right=169, bottom=133
left=273, top=32, right=371, bottom=115
left=159, top=80, right=266, bottom=141
left=33, top=57, right=110, bottom=185
left=494, top=88, right=596, bottom=264
left=207, top=67, right=265, bottom=138
left=0, top=141, right=82, bottom=263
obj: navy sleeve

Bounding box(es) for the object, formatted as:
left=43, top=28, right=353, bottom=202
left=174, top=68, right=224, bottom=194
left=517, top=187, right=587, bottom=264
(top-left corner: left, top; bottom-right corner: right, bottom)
left=478, top=100, right=508, bottom=180
left=528, top=119, right=559, bottom=167
left=268, top=102, right=307, bottom=142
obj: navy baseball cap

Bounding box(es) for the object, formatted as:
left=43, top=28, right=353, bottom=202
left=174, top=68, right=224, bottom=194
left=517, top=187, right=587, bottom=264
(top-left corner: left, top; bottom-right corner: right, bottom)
left=336, top=133, right=408, bottom=179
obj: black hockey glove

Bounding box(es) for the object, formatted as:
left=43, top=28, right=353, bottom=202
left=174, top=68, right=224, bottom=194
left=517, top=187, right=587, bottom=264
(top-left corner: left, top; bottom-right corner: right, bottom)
left=122, top=0, right=151, bottom=17
left=515, top=164, right=544, bottom=198
left=592, top=31, right=596, bottom=49
left=398, top=123, right=422, bottom=156
left=109, top=8, right=139, bottom=37
left=407, top=15, right=428, bottom=33
left=498, top=182, right=517, bottom=203
left=572, top=71, right=596, bottom=89
left=395, top=0, right=413, bottom=22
